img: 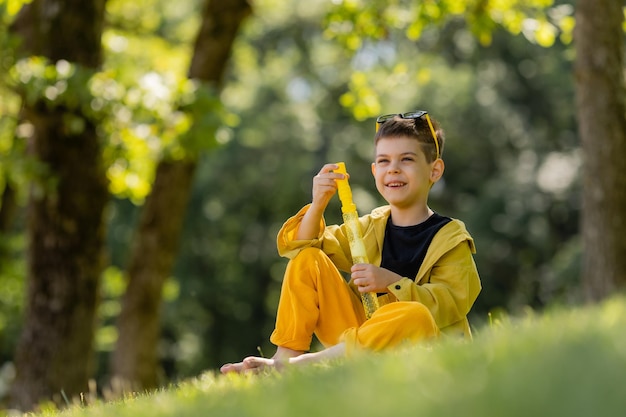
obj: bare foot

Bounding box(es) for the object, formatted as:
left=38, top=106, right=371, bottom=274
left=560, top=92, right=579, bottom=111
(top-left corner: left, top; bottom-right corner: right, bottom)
left=220, top=347, right=303, bottom=375
left=220, top=344, right=346, bottom=374
left=220, top=356, right=280, bottom=374
left=220, top=362, right=245, bottom=374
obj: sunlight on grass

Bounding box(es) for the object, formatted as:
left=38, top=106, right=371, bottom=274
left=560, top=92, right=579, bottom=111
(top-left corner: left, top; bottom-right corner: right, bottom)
left=15, top=295, right=626, bottom=417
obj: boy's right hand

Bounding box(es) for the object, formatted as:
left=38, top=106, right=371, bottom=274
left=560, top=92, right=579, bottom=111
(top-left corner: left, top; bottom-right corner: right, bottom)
left=296, top=163, right=347, bottom=240
left=311, top=163, right=346, bottom=211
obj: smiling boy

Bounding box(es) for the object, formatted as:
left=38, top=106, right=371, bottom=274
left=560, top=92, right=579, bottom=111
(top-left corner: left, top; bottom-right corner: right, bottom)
left=221, top=111, right=481, bottom=373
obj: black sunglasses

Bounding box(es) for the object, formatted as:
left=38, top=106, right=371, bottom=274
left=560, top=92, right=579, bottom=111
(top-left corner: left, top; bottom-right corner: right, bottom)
left=375, top=110, right=440, bottom=160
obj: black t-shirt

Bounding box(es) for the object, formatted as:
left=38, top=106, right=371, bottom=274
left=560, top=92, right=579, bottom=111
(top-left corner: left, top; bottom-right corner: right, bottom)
left=381, top=213, right=451, bottom=281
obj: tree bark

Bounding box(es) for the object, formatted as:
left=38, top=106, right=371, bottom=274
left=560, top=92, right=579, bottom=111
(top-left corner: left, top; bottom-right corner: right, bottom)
left=574, top=0, right=626, bottom=300
left=0, top=182, right=17, bottom=235
left=111, top=0, right=251, bottom=390
left=8, top=1, right=108, bottom=410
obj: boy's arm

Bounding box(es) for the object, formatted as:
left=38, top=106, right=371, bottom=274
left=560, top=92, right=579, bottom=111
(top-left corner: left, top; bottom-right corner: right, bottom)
left=295, top=201, right=326, bottom=240
left=386, top=242, right=481, bottom=329
left=276, top=204, right=325, bottom=259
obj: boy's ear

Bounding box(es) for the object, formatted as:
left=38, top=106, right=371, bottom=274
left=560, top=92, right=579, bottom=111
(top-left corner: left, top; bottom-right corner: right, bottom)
left=430, top=159, right=445, bottom=183
left=371, top=162, right=376, bottom=176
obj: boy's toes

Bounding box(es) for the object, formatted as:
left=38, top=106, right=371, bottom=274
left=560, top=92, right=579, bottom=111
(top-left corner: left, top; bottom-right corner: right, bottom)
left=220, top=362, right=245, bottom=374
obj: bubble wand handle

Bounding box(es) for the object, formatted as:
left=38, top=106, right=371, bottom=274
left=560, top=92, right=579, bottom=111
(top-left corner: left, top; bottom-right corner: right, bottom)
left=335, top=162, right=380, bottom=319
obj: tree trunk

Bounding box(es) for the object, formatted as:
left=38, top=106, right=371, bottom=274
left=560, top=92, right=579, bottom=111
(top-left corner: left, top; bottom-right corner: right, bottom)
left=11, top=0, right=108, bottom=410
left=574, top=0, right=626, bottom=300
left=0, top=182, right=17, bottom=237
left=9, top=0, right=108, bottom=411
left=111, top=0, right=251, bottom=390
left=111, top=160, right=196, bottom=390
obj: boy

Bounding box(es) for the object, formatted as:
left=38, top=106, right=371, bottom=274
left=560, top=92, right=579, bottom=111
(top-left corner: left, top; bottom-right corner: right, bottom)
left=221, top=111, right=481, bottom=373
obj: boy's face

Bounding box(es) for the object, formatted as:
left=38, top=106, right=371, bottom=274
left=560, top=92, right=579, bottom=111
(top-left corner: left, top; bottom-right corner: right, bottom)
left=371, top=136, right=442, bottom=209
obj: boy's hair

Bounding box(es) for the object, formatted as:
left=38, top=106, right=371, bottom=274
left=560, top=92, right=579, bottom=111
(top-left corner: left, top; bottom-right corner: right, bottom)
left=374, top=115, right=445, bottom=163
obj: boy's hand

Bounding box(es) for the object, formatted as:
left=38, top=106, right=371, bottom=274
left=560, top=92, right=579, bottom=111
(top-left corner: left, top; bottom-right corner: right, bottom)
left=296, top=163, right=346, bottom=240
left=351, top=264, right=401, bottom=293
left=311, top=163, right=346, bottom=211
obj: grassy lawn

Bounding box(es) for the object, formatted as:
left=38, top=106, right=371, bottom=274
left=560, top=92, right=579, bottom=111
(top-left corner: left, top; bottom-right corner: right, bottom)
left=12, top=295, right=626, bottom=417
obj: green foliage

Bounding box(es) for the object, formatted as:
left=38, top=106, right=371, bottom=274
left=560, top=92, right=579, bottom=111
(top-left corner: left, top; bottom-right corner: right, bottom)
left=177, top=83, right=238, bottom=158
left=95, top=267, right=126, bottom=353
left=0, top=1, right=29, bottom=200
left=97, top=70, right=231, bottom=202
left=0, top=0, right=227, bottom=204
left=106, top=0, right=202, bottom=45
left=95, top=266, right=180, bottom=353
left=9, top=58, right=98, bottom=118
left=0, top=0, right=31, bottom=23
left=98, top=0, right=233, bottom=202
left=0, top=5, right=27, bottom=366
left=324, top=1, right=577, bottom=124
left=325, top=0, right=574, bottom=51
left=22, top=295, right=626, bottom=417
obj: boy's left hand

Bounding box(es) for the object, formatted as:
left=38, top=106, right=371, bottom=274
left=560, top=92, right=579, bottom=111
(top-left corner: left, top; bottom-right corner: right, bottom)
left=350, top=264, right=401, bottom=293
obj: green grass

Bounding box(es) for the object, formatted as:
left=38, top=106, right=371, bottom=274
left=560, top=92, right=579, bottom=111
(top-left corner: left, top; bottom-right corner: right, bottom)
left=16, top=296, right=626, bottom=417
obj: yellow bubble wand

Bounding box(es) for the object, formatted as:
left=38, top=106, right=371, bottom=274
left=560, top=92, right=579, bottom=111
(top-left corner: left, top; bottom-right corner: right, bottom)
left=334, top=162, right=380, bottom=319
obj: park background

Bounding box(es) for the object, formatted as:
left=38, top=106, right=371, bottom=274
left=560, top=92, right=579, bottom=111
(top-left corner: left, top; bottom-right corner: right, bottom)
left=0, top=0, right=624, bottom=412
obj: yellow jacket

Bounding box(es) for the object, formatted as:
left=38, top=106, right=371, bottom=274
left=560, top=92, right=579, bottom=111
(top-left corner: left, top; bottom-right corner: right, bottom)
left=277, top=204, right=482, bottom=338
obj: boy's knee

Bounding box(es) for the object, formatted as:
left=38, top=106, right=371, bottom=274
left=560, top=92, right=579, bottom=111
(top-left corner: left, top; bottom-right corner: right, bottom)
left=403, top=302, right=439, bottom=337
left=378, top=302, right=439, bottom=338
left=291, top=247, right=328, bottom=265
left=284, top=247, right=339, bottom=286
left=342, top=301, right=439, bottom=354
left=401, top=302, right=432, bottom=321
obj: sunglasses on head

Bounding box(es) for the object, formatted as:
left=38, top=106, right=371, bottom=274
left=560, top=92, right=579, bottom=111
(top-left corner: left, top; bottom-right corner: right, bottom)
left=375, top=110, right=440, bottom=160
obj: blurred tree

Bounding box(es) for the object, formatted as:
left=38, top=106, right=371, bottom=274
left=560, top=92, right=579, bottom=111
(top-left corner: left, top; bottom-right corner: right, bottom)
left=574, top=0, right=626, bottom=300
left=0, top=184, right=16, bottom=236
left=7, top=0, right=109, bottom=411
left=0, top=0, right=28, bottom=399
left=111, top=0, right=251, bottom=390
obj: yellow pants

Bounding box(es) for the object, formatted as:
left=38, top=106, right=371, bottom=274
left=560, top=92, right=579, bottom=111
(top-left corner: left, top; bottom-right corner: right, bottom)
left=270, top=248, right=440, bottom=354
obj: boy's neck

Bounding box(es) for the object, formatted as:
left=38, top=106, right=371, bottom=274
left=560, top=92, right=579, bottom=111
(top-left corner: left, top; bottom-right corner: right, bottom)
left=389, top=205, right=433, bottom=227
